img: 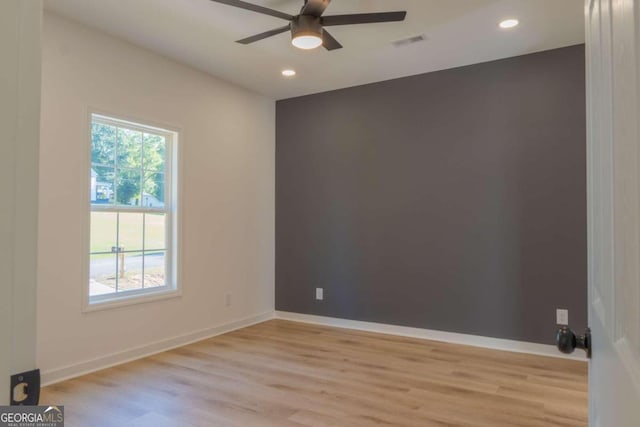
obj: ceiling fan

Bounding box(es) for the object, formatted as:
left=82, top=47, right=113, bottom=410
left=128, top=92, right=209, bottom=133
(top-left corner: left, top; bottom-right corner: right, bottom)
left=210, top=0, right=407, bottom=51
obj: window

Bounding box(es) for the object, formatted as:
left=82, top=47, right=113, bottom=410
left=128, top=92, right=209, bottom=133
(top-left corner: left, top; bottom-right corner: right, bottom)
left=88, top=113, right=179, bottom=307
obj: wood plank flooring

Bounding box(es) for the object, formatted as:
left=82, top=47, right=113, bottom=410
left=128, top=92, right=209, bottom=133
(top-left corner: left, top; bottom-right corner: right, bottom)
left=41, top=319, right=588, bottom=426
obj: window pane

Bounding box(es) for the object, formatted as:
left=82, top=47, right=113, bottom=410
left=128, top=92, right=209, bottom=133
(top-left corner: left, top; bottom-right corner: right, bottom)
left=90, top=254, right=117, bottom=296
left=117, top=251, right=144, bottom=292
left=143, top=251, right=166, bottom=288
left=143, top=133, right=166, bottom=172
left=116, top=168, right=141, bottom=206
left=142, top=172, right=165, bottom=207
left=144, top=213, right=166, bottom=250
left=118, top=212, right=143, bottom=252
left=91, top=166, right=115, bottom=205
left=88, top=115, right=175, bottom=305
left=91, top=122, right=116, bottom=166
left=90, top=212, right=117, bottom=253
left=117, top=128, right=142, bottom=169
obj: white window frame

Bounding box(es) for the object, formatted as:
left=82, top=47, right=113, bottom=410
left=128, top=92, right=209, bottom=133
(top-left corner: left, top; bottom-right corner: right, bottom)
left=83, top=112, right=181, bottom=311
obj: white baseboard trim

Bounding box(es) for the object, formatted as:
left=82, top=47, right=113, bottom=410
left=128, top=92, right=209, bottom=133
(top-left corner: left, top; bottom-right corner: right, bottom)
left=275, top=311, right=586, bottom=362
left=41, top=311, right=275, bottom=386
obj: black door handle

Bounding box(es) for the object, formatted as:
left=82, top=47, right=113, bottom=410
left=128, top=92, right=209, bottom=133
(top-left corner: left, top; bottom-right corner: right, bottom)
left=556, top=326, right=591, bottom=359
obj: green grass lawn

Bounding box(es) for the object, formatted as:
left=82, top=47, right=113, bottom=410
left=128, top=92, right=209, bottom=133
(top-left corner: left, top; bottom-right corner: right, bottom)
left=90, top=211, right=166, bottom=254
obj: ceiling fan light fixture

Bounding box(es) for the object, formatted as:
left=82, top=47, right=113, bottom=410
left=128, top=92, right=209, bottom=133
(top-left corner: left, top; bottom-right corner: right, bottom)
left=291, top=15, right=323, bottom=50
left=292, top=34, right=323, bottom=50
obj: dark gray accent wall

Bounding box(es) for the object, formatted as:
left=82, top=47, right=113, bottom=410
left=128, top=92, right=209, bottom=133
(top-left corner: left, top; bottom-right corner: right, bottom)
left=276, top=45, right=586, bottom=345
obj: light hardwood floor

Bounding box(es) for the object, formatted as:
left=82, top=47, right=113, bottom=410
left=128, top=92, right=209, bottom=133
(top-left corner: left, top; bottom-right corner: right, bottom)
left=41, top=319, right=588, bottom=427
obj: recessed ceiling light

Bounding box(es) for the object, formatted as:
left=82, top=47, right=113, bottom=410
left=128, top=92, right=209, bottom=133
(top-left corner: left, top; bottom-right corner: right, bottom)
left=499, top=19, right=519, bottom=29
left=282, top=69, right=296, bottom=77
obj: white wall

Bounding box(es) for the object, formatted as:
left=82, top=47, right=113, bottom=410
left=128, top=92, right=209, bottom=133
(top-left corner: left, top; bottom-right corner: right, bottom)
left=38, top=12, right=275, bottom=382
left=0, top=0, right=42, bottom=404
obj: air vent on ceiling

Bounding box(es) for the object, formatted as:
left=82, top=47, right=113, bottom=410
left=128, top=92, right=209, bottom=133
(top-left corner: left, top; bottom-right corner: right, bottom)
left=391, top=34, right=427, bottom=48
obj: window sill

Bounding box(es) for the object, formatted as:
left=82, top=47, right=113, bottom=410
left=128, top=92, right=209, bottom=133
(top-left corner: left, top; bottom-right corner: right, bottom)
left=83, top=287, right=181, bottom=313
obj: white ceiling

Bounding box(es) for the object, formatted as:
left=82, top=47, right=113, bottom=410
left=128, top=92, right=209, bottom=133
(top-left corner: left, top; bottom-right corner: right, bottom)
left=44, top=0, right=585, bottom=100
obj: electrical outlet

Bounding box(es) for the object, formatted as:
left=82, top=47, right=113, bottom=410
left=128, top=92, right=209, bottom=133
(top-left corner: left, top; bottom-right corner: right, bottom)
left=315, top=288, right=324, bottom=301
left=556, top=309, right=569, bottom=326
left=225, top=293, right=231, bottom=307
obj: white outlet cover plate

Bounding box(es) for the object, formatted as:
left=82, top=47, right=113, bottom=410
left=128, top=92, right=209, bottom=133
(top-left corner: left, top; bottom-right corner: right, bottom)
left=316, top=288, right=324, bottom=301
left=556, top=309, right=569, bottom=325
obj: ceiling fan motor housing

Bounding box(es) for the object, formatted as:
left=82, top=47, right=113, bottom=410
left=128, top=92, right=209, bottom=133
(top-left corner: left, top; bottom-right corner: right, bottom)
left=291, top=15, right=324, bottom=40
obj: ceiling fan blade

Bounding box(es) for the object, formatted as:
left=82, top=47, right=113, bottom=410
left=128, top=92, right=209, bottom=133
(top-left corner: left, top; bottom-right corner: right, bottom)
left=236, top=25, right=291, bottom=44
left=322, top=11, right=407, bottom=26
left=322, top=29, right=342, bottom=51
left=210, top=0, right=293, bottom=21
left=300, top=0, right=331, bottom=17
